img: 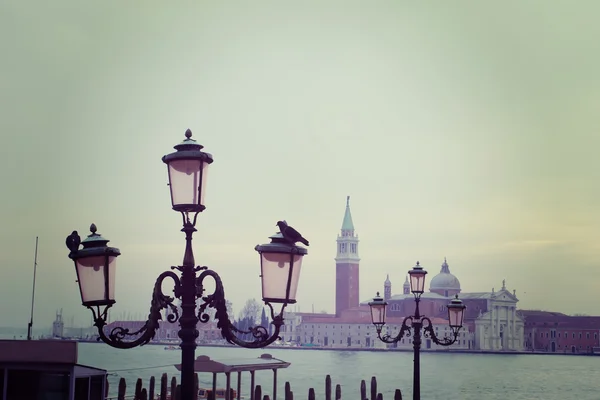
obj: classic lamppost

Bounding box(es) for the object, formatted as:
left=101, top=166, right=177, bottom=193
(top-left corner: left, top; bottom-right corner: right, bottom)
left=368, top=261, right=466, bottom=400
left=65, top=129, right=309, bottom=400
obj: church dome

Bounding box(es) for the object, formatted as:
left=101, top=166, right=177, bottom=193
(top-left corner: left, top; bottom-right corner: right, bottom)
left=429, top=258, right=461, bottom=292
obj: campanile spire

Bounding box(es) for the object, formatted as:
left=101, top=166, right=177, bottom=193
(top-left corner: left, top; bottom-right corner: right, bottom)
left=341, top=196, right=355, bottom=236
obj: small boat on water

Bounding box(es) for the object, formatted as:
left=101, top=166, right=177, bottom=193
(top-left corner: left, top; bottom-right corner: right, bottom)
left=157, top=388, right=238, bottom=399
left=197, top=388, right=238, bottom=399
left=164, top=345, right=178, bottom=350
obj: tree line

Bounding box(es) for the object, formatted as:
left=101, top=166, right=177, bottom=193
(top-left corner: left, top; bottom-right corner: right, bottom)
left=233, top=298, right=274, bottom=341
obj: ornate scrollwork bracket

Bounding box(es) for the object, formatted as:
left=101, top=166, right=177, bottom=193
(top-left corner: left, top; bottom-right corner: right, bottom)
left=93, top=271, right=182, bottom=349
left=421, top=316, right=460, bottom=346
left=377, top=316, right=413, bottom=344
left=195, top=267, right=285, bottom=349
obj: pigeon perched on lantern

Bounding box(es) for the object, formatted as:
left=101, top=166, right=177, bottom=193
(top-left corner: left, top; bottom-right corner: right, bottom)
left=277, top=220, right=310, bottom=246
left=65, top=231, right=81, bottom=254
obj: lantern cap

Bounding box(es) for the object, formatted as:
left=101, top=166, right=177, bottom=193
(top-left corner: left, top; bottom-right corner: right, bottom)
left=368, top=292, right=387, bottom=306
left=175, top=129, right=204, bottom=151
left=447, top=294, right=465, bottom=308
left=255, top=232, right=308, bottom=255
left=409, top=261, right=427, bottom=274
left=161, top=129, right=214, bottom=164
left=80, top=224, right=109, bottom=248
left=73, top=224, right=121, bottom=259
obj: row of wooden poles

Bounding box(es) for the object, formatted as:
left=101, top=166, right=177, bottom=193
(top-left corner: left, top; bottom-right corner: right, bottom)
left=107, top=373, right=404, bottom=400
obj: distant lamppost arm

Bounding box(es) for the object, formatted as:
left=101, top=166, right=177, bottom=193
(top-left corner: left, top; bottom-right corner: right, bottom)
left=376, top=316, right=413, bottom=344
left=421, top=316, right=460, bottom=346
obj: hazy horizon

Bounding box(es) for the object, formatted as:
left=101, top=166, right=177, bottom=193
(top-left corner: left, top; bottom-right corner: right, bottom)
left=1, top=1, right=599, bottom=329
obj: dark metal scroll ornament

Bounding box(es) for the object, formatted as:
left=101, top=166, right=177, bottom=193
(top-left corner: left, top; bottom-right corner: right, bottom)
left=195, top=267, right=285, bottom=348
left=74, top=217, right=293, bottom=351
left=377, top=316, right=413, bottom=343
left=421, top=316, right=459, bottom=346
left=376, top=315, right=459, bottom=346
left=93, top=271, right=181, bottom=349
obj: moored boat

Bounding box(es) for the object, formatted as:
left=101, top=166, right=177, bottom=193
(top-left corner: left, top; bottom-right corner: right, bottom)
left=197, top=388, right=238, bottom=399
left=157, top=388, right=238, bottom=399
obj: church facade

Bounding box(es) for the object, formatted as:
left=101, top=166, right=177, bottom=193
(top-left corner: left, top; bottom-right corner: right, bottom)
left=472, top=285, right=524, bottom=351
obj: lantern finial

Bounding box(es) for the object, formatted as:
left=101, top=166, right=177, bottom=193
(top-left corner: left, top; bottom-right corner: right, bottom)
left=185, top=129, right=192, bottom=139
left=90, top=223, right=97, bottom=234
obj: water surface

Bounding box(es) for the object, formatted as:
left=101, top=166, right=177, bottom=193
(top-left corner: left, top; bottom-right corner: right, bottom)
left=78, top=343, right=600, bottom=400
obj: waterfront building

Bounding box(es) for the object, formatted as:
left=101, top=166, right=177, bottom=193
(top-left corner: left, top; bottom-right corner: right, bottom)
left=519, top=310, right=600, bottom=353
left=299, top=312, right=471, bottom=349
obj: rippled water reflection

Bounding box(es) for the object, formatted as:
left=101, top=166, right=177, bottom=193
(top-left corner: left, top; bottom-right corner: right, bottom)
left=78, top=343, right=600, bottom=400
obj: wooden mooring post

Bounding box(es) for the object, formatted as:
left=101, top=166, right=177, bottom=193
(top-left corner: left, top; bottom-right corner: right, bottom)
left=106, top=371, right=402, bottom=400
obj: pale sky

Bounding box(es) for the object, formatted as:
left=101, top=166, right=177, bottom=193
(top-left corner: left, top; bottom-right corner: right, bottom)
left=1, top=1, right=599, bottom=329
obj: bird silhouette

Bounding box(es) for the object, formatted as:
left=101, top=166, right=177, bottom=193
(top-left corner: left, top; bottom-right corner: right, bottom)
left=276, top=220, right=309, bottom=246
left=66, top=231, right=81, bottom=253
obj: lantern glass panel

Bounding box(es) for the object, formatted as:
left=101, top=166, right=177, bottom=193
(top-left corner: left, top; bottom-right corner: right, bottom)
left=370, top=303, right=386, bottom=325
left=75, top=255, right=116, bottom=304
left=260, top=252, right=303, bottom=303
left=448, top=306, right=465, bottom=328
left=167, top=159, right=209, bottom=208
left=410, top=272, right=426, bottom=293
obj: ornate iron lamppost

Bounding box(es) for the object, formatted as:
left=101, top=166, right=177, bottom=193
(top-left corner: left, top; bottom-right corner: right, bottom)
left=368, top=261, right=466, bottom=400
left=65, top=129, right=309, bottom=400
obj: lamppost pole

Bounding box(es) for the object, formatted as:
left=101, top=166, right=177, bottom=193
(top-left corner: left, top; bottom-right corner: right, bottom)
left=369, top=261, right=466, bottom=400
left=412, top=298, right=421, bottom=400
left=179, top=220, right=198, bottom=400
left=65, top=129, right=310, bottom=400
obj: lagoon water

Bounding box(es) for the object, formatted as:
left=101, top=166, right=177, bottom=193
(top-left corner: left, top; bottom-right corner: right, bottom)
left=76, top=343, right=600, bottom=400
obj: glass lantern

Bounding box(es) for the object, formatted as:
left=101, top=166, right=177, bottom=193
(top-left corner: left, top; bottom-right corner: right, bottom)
left=68, top=224, right=121, bottom=307
left=447, top=295, right=466, bottom=331
left=162, top=129, right=214, bottom=213
left=408, top=261, right=427, bottom=295
left=255, top=233, right=308, bottom=304
left=368, top=292, right=388, bottom=331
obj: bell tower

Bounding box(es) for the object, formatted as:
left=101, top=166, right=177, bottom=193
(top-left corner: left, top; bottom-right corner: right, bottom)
left=403, top=275, right=410, bottom=295
left=335, top=196, right=360, bottom=316
left=384, top=275, right=392, bottom=301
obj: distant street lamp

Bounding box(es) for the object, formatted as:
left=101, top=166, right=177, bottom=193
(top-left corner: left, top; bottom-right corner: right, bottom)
left=65, top=129, right=309, bottom=400
left=369, top=261, right=466, bottom=400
